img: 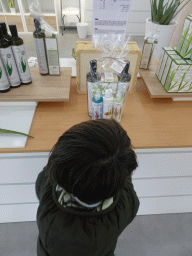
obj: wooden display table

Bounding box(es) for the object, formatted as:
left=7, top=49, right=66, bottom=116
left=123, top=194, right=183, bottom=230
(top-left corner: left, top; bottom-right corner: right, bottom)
left=139, top=67, right=192, bottom=100
left=0, top=77, right=192, bottom=223
left=0, top=67, right=72, bottom=102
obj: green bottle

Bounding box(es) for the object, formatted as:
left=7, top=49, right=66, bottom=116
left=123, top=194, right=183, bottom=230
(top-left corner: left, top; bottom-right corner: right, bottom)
left=33, top=19, right=49, bottom=75
left=0, top=27, right=21, bottom=88
left=9, top=25, right=32, bottom=85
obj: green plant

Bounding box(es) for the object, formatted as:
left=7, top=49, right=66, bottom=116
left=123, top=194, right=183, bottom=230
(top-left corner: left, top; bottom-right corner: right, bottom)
left=8, top=0, right=15, bottom=8
left=0, top=128, right=34, bottom=138
left=150, top=0, right=191, bottom=25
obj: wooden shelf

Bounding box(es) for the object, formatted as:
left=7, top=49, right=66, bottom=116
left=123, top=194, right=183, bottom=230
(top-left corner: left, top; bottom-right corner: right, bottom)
left=139, top=68, right=192, bottom=99
left=0, top=67, right=72, bottom=102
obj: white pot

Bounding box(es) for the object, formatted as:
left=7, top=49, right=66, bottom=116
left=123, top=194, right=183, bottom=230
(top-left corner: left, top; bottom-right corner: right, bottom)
left=10, top=7, right=16, bottom=13
left=145, top=18, right=178, bottom=60
left=76, top=22, right=88, bottom=39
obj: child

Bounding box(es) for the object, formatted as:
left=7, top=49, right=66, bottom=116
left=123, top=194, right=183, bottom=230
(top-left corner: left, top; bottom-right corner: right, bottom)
left=35, top=119, right=140, bottom=256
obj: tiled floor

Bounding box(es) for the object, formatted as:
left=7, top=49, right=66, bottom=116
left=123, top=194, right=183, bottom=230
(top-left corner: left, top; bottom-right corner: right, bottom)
left=1, top=30, right=192, bottom=256
left=0, top=213, right=191, bottom=256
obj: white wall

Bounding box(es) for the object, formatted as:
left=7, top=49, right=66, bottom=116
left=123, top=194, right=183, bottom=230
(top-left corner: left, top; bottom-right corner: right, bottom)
left=84, top=0, right=151, bottom=36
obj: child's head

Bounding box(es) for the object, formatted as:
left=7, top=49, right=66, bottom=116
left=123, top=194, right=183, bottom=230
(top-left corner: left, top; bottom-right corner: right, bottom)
left=47, top=119, right=138, bottom=204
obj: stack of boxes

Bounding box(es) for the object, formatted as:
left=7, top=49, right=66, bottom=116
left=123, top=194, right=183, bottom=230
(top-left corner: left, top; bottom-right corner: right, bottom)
left=156, top=14, right=192, bottom=93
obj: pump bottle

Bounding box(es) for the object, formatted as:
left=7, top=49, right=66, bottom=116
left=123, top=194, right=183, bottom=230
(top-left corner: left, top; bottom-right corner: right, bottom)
left=117, top=61, right=131, bottom=98
left=0, top=27, right=21, bottom=88
left=33, top=19, right=49, bottom=75
left=87, top=59, right=101, bottom=116
left=9, top=25, right=32, bottom=85
left=103, top=89, right=113, bottom=119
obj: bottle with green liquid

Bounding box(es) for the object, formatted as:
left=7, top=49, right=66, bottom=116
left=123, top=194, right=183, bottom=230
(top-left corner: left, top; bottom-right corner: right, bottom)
left=113, top=91, right=123, bottom=122
left=33, top=19, right=49, bottom=75
left=0, top=26, right=21, bottom=88
left=9, top=25, right=32, bottom=85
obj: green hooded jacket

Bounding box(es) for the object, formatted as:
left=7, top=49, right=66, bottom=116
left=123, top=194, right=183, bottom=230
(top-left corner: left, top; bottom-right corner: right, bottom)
left=35, top=166, right=140, bottom=256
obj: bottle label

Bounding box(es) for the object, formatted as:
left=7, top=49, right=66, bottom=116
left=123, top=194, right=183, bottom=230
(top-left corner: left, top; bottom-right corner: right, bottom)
left=0, top=47, right=21, bottom=87
left=103, top=100, right=113, bottom=119
left=12, top=44, right=31, bottom=83
left=0, top=58, right=10, bottom=90
left=92, top=102, right=103, bottom=120
left=113, top=102, right=123, bottom=122
left=34, top=38, right=48, bottom=74
left=87, top=81, right=95, bottom=116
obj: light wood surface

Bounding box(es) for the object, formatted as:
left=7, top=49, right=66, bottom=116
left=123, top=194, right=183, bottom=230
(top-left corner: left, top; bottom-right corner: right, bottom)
left=5, top=15, right=24, bottom=32
left=25, top=16, right=57, bottom=32
left=0, top=77, right=192, bottom=153
left=0, top=67, right=71, bottom=102
left=139, top=68, right=192, bottom=98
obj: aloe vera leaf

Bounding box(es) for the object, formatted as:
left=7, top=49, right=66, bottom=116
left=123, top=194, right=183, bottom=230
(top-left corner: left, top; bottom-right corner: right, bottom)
left=172, top=0, right=191, bottom=20
left=0, top=67, right=2, bottom=79
left=185, top=47, right=192, bottom=57
left=72, top=48, right=76, bottom=60
left=0, top=128, right=34, bottom=138
left=160, top=3, right=179, bottom=24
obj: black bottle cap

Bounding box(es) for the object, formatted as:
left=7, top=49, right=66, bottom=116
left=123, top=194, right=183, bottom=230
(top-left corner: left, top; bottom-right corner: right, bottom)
left=0, top=22, right=8, bottom=35
left=0, top=26, right=5, bottom=40
left=9, top=24, right=18, bottom=37
left=90, top=59, right=97, bottom=71
left=34, top=19, right=41, bottom=30
left=123, top=61, right=130, bottom=73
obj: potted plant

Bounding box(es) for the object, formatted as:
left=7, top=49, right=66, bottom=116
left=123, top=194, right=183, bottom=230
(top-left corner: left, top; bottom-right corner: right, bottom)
left=146, top=0, right=191, bottom=59
left=8, top=0, right=15, bottom=13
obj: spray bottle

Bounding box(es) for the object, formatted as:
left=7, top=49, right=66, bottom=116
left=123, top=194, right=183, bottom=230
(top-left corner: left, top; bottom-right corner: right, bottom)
left=92, top=89, right=103, bottom=120
left=103, top=89, right=113, bottom=119
left=9, top=25, right=32, bottom=84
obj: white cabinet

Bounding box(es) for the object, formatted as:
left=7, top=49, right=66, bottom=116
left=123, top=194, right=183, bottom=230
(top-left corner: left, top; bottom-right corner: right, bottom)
left=0, top=148, right=192, bottom=223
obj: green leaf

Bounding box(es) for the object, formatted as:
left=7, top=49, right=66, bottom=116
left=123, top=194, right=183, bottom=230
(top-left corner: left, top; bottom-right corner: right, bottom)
left=72, top=48, right=76, bottom=60
left=0, top=128, right=34, bottom=138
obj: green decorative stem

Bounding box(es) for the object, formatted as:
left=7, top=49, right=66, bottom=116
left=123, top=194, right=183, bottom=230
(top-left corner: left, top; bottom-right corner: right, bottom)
left=0, top=128, right=34, bottom=138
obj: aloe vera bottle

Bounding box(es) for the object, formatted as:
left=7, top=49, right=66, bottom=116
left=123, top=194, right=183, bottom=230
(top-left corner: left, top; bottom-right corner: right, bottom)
left=33, top=19, right=48, bottom=75
left=0, top=57, right=10, bottom=93
left=9, top=25, right=32, bottom=85
left=0, top=27, right=21, bottom=88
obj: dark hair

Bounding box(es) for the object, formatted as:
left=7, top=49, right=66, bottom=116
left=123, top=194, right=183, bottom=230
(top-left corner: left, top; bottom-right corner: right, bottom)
left=46, top=119, right=138, bottom=204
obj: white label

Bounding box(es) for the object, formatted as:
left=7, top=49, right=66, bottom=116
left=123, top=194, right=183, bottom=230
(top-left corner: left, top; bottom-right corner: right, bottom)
left=93, top=0, right=132, bottom=38
left=140, top=43, right=153, bottom=69
left=45, top=38, right=60, bottom=75
left=0, top=58, right=10, bottom=90
left=0, top=47, right=20, bottom=87
left=11, top=44, right=31, bottom=83
left=92, top=102, right=103, bottom=120
left=87, top=81, right=95, bottom=116
left=34, top=38, right=48, bottom=74
left=103, top=99, right=113, bottom=119
left=113, top=102, right=123, bottom=122
left=111, top=60, right=126, bottom=74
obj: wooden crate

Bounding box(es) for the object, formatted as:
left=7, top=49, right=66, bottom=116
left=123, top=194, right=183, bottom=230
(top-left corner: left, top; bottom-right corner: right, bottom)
left=76, top=41, right=142, bottom=94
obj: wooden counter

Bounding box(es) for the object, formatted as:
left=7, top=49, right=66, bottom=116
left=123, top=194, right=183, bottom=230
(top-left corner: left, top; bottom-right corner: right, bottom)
left=0, top=77, right=192, bottom=153
left=1, top=77, right=192, bottom=223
